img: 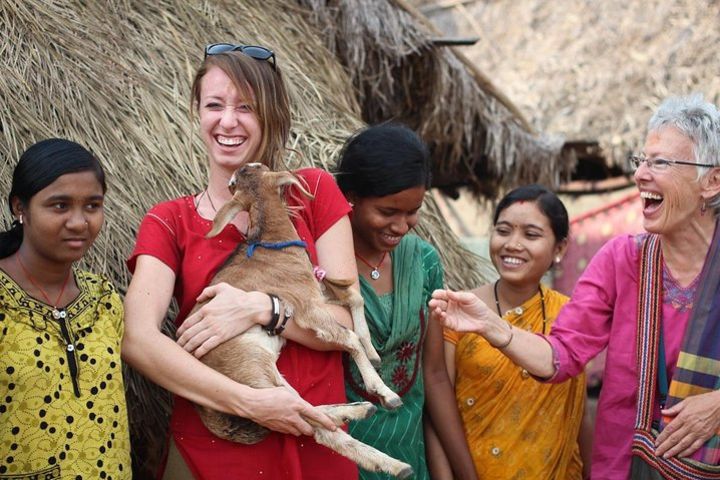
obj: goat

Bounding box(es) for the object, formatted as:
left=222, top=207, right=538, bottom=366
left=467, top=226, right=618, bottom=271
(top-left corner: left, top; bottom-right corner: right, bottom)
left=189, top=162, right=412, bottom=479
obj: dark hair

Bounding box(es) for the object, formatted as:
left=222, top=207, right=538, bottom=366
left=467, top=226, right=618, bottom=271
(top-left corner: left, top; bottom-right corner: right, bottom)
left=0, top=138, right=106, bottom=258
left=335, top=123, right=431, bottom=198
left=493, top=184, right=569, bottom=242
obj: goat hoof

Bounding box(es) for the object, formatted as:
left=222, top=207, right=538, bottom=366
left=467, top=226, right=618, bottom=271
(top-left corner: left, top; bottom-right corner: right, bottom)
left=395, top=466, right=413, bottom=479
left=381, top=395, right=403, bottom=410
left=363, top=404, right=377, bottom=419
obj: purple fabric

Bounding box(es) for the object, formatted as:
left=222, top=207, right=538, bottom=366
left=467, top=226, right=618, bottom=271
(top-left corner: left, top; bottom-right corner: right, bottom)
left=547, top=234, right=693, bottom=479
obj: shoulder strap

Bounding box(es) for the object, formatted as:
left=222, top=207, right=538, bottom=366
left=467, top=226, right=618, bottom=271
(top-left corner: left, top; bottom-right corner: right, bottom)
left=635, top=234, right=663, bottom=431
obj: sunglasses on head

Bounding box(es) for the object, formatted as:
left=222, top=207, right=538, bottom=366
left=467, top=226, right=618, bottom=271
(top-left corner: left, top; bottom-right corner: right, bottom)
left=204, top=43, right=276, bottom=70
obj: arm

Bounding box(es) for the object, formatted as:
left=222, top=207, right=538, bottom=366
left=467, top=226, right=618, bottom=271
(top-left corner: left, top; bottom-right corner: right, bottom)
left=424, top=421, right=454, bottom=480
left=423, top=319, right=478, bottom=480
left=122, top=254, right=337, bottom=435
left=430, top=289, right=556, bottom=378
left=176, top=217, right=357, bottom=355
left=276, top=215, right=357, bottom=350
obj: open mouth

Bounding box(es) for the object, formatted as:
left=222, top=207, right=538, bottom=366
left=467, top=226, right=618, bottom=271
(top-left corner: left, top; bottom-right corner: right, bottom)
left=216, top=135, right=246, bottom=147
left=500, top=256, right=525, bottom=267
left=640, top=191, right=664, bottom=215
left=380, top=233, right=402, bottom=246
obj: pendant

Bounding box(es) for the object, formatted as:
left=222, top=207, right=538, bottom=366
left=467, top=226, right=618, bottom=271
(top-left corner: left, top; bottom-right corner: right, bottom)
left=52, top=309, right=67, bottom=320
left=370, top=268, right=381, bottom=280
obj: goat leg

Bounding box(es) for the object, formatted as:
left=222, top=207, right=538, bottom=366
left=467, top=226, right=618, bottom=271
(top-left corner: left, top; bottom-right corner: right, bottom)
left=322, top=278, right=381, bottom=368
left=305, top=311, right=402, bottom=410
left=311, top=424, right=413, bottom=479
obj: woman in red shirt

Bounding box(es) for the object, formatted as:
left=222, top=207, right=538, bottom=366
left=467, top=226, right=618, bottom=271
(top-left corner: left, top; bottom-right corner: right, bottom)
left=123, top=44, right=359, bottom=479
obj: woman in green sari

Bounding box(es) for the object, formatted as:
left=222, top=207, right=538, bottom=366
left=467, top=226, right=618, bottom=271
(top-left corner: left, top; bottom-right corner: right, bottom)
left=335, top=124, right=476, bottom=480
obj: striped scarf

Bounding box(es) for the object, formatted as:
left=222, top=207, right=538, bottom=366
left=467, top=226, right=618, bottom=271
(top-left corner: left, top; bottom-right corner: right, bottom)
left=632, top=222, right=720, bottom=478
left=663, top=220, right=720, bottom=464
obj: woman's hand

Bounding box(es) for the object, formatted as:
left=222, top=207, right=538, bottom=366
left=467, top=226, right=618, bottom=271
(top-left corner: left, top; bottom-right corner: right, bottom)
left=429, top=289, right=511, bottom=347
left=244, top=387, right=337, bottom=436
left=177, top=283, right=271, bottom=358
left=655, top=390, right=720, bottom=458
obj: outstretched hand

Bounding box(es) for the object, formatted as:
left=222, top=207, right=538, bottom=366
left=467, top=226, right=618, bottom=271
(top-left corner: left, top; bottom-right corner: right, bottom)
left=177, top=283, right=270, bottom=358
left=429, top=289, right=496, bottom=333
left=655, top=390, right=720, bottom=458
left=247, top=387, right=337, bottom=436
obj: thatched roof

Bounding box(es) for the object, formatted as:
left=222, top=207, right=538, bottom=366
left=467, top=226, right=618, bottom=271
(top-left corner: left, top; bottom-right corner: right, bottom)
left=1, top=0, right=547, bottom=475
left=299, top=0, right=576, bottom=196
left=418, top=0, right=720, bottom=167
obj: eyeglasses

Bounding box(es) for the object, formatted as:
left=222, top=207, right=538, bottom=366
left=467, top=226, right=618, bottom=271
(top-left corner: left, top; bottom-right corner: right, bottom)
left=628, top=154, right=715, bottom=172
left=204, top=43, right=276, bottom=70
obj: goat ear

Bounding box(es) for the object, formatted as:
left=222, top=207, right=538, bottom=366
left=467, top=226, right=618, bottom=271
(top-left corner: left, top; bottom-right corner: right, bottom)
left=207, top=194, right=246, bottom=238
left=245, top=203, right=262, bottom=242
left=270, top=171, right=314, bottom=200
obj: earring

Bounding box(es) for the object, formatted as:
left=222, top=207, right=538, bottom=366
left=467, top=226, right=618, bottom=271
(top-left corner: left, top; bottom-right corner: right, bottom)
left=555, top=255, right=562, bottom=264
left=18, top=214, right=23, bottom=225
left=701, top=200, right=708, bottom=216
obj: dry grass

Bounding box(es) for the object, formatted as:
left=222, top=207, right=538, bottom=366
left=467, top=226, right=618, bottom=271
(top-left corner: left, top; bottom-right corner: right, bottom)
left=300, top=0, right=576, bottom=196
left=419, top=0, right=720, bottom=165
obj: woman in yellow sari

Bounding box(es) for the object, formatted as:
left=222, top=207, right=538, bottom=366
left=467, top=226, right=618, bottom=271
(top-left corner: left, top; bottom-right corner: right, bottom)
left=444, top=185, right=586, bottom=479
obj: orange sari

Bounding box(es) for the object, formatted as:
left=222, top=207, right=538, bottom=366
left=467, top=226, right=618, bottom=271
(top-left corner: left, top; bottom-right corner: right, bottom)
left=445, top=286, right=585, bottom=479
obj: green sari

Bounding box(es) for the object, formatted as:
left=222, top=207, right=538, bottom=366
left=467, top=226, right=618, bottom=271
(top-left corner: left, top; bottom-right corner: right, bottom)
left=345, top=235, right=443, bottom=480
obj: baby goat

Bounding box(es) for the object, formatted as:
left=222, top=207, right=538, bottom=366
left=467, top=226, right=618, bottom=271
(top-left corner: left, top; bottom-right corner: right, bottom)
left=189, top=163, right=411, bottom=479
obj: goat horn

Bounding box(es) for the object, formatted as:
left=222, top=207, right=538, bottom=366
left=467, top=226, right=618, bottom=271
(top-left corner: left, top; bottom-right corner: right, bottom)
left=271, top=171, right=314, bottom=200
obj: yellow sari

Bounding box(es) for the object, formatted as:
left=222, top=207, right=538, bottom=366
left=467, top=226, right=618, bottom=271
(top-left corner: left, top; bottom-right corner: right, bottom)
left=445, top=285, right=585, bottom=479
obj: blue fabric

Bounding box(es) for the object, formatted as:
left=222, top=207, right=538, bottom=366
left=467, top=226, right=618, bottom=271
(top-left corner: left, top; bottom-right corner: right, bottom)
left=245, top=240, right=307, bottom=258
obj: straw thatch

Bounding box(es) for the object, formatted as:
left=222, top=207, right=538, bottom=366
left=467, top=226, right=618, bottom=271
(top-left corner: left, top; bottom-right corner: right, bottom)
left=1, top=0, right=541, bottom=476
left=299, top=0, right=576, bottom=197
left=418, top=0, right=720, bottom=166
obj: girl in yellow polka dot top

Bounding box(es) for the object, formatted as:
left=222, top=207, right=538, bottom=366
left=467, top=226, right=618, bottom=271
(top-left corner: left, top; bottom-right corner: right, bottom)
left=0, top=139, right=131, bottom=479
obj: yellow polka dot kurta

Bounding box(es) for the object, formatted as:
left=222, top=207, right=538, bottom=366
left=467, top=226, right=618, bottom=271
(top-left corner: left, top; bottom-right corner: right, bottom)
left=0, top=269, right=130, bottom=479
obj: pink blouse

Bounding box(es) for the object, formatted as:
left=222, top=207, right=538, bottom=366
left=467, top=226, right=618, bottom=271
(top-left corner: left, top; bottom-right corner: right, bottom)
left=547, top=234, right=695, bottom=479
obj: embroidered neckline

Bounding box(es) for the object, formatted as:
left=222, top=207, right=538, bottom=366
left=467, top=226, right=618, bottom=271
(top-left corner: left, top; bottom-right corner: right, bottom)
left=662, top=264, right=699, bottom=312
left=635, top=233, right=699, bottom=312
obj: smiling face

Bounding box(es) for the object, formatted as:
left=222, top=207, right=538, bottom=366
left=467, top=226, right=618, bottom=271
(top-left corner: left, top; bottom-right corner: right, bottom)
left=634, top=126, right=704, bottom=234
left=490, top=201, right=563, bottom=287
left=349, top=186, right=426, bottom=258
left=198, top=66, right=262, bottom=175
left=14, top=171, right=105, bottom=266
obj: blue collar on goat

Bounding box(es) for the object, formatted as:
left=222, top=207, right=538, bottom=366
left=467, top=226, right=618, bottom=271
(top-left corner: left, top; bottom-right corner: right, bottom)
left=246, top=240, right=308, bottom=258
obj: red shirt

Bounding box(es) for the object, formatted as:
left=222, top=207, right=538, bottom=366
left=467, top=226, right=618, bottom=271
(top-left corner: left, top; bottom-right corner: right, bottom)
left=128, top=168, right=357, bottom=479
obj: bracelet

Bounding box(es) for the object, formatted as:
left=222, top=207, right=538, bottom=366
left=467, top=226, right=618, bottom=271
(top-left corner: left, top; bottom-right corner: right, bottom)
left=274, top=300, right=293, bottom=335
left=264, top=294, right=281, bottom=335
left=490, top=322, right=514, bottom=350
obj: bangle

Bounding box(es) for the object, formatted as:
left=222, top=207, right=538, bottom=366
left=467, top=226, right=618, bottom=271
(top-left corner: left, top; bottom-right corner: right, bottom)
left=264, top=294, right=281, bottom=335
left=490, top=322, right=514, bottom=350
left=274, top=300, right=293, bottom=335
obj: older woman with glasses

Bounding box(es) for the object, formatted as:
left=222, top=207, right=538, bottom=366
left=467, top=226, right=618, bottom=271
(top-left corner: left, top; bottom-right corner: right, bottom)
left=122, top=43, right=359, bottom=479
left=431, top=94, right=720, bottom=480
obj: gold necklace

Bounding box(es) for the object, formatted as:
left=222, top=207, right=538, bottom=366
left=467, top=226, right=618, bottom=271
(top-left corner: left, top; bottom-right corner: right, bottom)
left=493, top=280, right=547, bottom=379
